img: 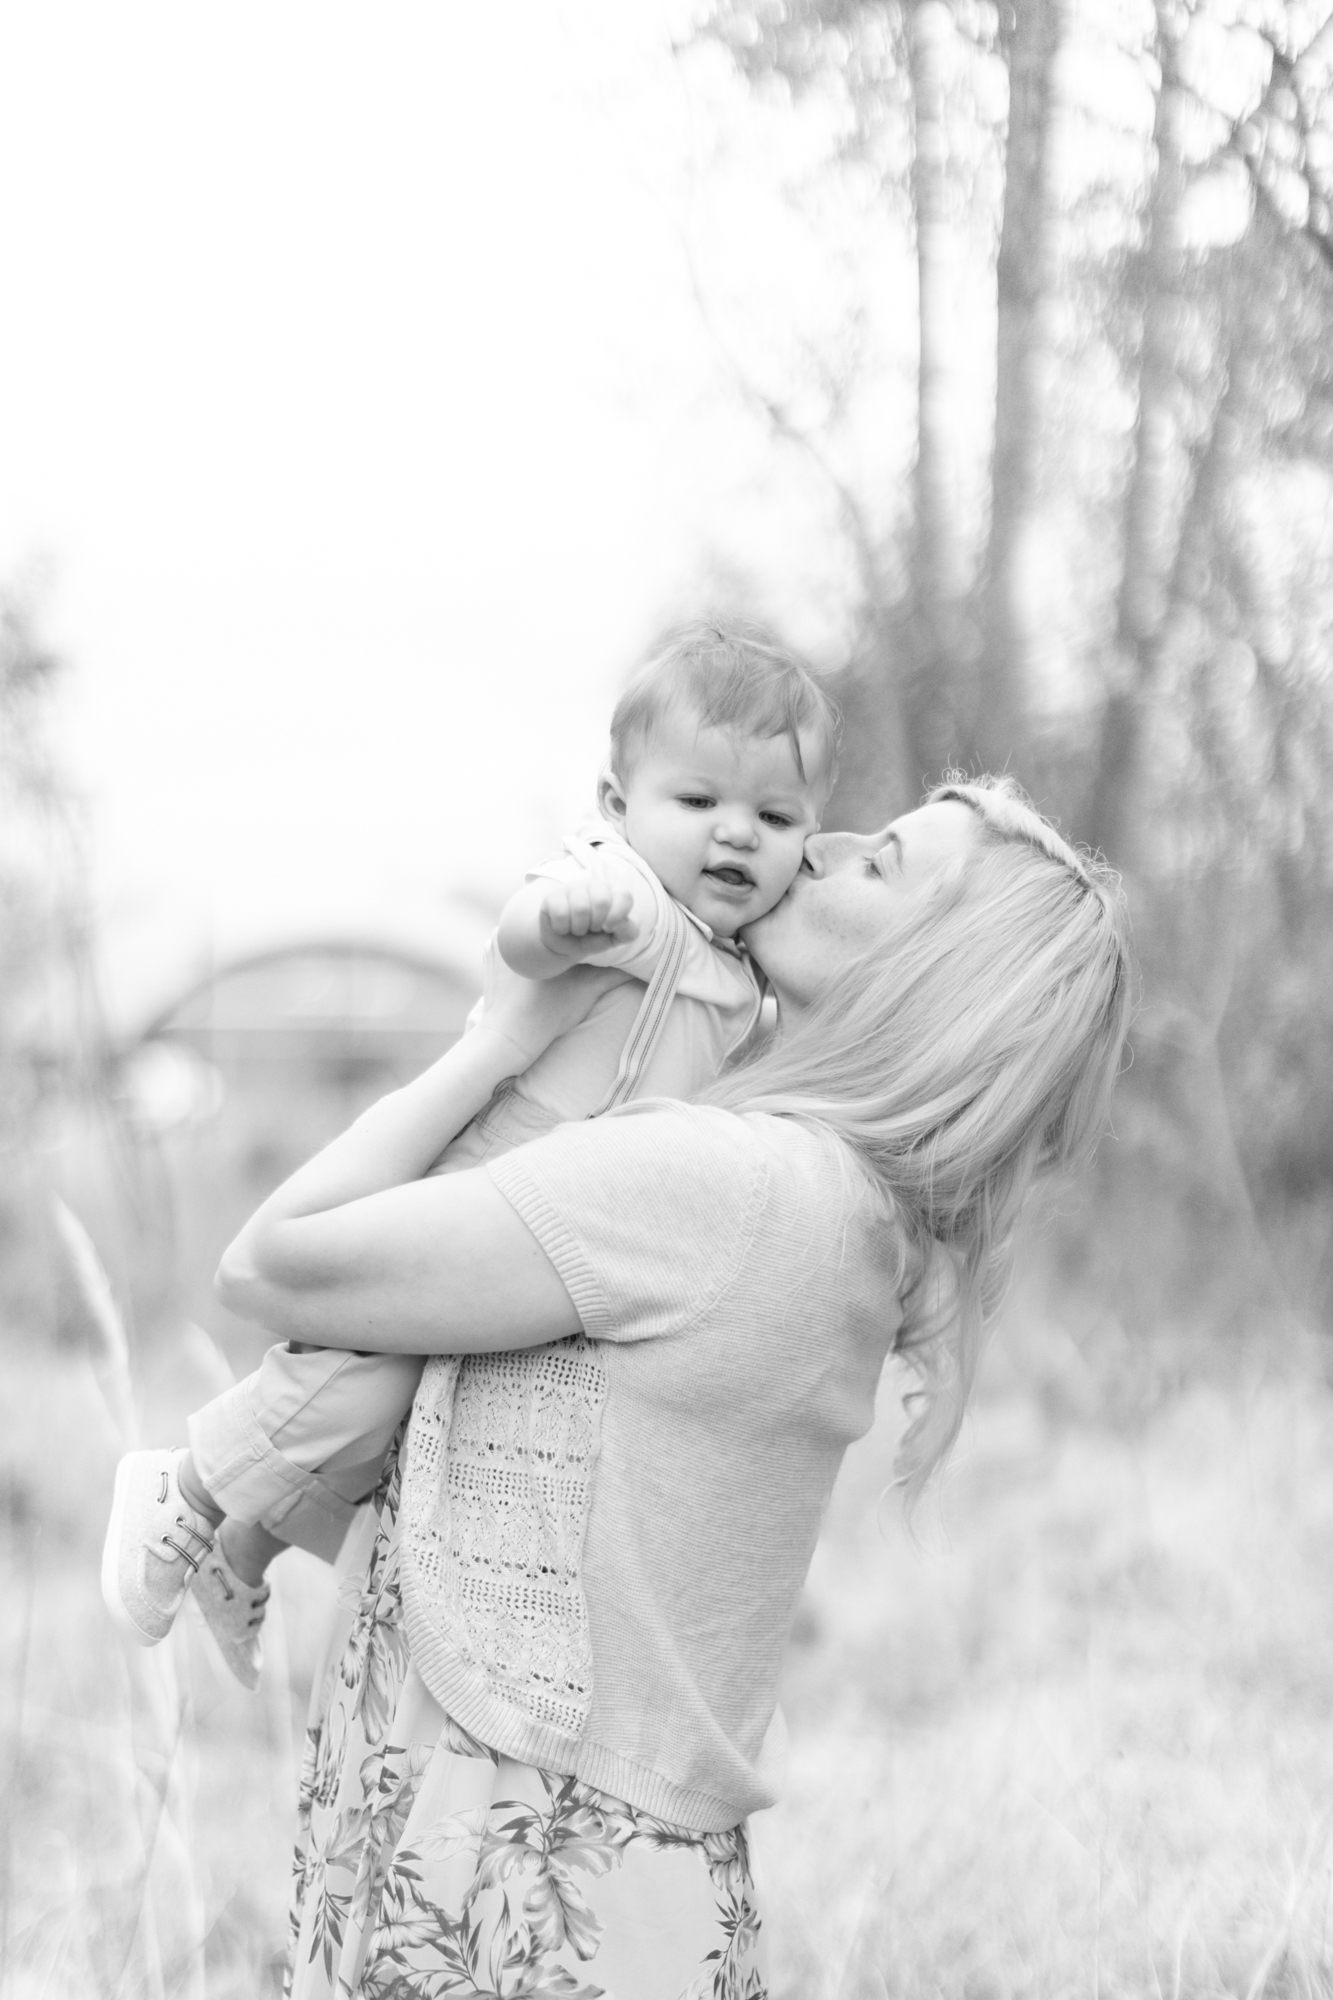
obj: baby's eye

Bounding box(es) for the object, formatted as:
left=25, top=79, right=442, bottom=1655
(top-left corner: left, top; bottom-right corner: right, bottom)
left=677, top=794, right=715, bottom=810
left=759, top=811, right=794, bottom=829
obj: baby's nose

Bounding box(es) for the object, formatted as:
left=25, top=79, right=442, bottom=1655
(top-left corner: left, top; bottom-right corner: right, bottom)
left=716, top=810, right=760, bottom=848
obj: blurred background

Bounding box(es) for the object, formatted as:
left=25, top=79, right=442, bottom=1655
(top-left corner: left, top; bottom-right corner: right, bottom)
left=3, top=0, right=1333, bottom=1994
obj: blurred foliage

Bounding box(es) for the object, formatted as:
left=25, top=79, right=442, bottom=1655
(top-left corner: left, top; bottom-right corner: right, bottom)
left=0, top=589, right=68, bottom=1113
left=0, top=584, right=83, bottom=1336
left=687, top=0, right=1333, bottom=1332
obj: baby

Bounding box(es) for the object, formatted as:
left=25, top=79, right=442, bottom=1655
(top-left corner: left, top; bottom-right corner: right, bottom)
left=101, top=621, right=840, bottom=1685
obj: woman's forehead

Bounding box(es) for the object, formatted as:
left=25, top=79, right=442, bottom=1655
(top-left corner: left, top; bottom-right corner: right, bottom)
left=887, top=800, right=977, bottom=869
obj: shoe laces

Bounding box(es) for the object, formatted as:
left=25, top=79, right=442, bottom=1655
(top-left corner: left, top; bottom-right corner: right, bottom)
left=160, top=1517, right=214, bottom=1573
left=210, top=1557, right=269, bottom=1621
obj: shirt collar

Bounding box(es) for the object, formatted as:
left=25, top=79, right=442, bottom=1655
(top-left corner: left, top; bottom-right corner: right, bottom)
left=576, top=818, right=741, bottom=951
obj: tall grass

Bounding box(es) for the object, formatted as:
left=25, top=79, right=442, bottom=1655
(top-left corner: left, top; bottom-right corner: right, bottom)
left=0, top=1210, right=333, bottom=2000
left=757, top=1312, right=1333, bottom=1999
left=3, top=1245, right=1331, bottom=1996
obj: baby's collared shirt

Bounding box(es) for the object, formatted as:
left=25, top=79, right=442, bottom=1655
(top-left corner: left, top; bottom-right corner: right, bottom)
left=537, top=818, right=760, bottom=1011
left=462, top=822, right=763, bottom=1130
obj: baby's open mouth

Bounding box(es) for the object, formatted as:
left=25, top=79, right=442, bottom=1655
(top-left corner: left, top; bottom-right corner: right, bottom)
left=705, top=866, right=755, bottom=889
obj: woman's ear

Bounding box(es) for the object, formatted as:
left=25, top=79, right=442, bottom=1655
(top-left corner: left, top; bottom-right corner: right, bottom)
left=598, top=769, right=629, bottom=828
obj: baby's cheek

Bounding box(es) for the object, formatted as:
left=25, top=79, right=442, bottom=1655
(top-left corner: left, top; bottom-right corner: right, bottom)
left=774, top=842, right=807, bottom=892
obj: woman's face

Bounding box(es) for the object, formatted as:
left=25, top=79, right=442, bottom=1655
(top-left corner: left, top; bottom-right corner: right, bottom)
left=741, top=799, right=977, bottom=1016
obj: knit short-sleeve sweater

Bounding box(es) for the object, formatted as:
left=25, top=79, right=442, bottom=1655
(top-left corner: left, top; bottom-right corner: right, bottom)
left=403, top=1101, right=905, bottom=1831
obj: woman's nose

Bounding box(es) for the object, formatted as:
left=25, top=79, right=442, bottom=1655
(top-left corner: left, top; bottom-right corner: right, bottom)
left=800, top=830, right=856, bottom=874
left=800, top=832, right=830, bottom=875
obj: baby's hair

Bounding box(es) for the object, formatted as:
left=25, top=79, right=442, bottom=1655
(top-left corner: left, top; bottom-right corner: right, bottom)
left=610, top=620, right=841, bottom=792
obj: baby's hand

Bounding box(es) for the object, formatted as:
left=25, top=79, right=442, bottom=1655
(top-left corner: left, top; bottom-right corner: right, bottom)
left=537, top=866, right=639, bottom=962
left=495, top=857, right=642, bottom=981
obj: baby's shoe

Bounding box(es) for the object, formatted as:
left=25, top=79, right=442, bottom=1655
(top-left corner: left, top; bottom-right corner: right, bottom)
left=101, top=1448, right=216, bottom=1646
left=194, top=1538, right=269, bottom=1692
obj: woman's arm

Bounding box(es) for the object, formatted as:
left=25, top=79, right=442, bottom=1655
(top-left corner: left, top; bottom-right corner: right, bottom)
left=216, top=1168, right=580, bottom=1354
left=214, top=972, right=616, bottom=1353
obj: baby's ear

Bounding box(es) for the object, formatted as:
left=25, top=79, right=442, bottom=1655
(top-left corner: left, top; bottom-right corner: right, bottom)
left=597, top=769, right=628, bottom=827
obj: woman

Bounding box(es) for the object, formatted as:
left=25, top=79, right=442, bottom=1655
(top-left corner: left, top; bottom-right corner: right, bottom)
left=218, top=777, right=1131, bottom=1999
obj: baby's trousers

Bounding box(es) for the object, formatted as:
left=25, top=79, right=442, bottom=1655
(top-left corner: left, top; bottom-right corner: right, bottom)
left=188, top=1345, right=425, bottom=1561
left=188, top=1083, right=559, bottom=1560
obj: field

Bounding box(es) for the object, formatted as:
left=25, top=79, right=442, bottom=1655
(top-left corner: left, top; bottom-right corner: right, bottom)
left=3, top=1303, right=1332, bottom=1999
left=763, top=1311, right=1333, bottom=1999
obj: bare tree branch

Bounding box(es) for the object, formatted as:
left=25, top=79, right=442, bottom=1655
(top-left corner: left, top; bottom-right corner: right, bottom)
left=1228, top=134, right=1333, bottom=272
left=677, top=230, right=888, bottom=614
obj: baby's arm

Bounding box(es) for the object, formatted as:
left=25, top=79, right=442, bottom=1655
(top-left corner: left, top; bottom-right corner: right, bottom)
left=417, top=1014, right=544, bottom=1146
left=178, top=970, right=615, bottom=1528
left=497, top=854, right=641, bottom=981
left=414, top=960, right=628, bottom=1177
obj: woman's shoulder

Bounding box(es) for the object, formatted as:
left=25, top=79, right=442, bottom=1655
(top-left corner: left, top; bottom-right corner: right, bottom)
left=489, top=1100, right=770, bottom=1229
left=501, top=1100, right=882, bottom=1234
left=626, top=1104, right=892, bottom=1248
left=615, top=1100, right=877, bottom=1184
left=741, top=1120, right=907, bottom=1325
left=605, top=1098, right=764, bottom=1154
left=732, top=1112, right=876, bottom=1184
left=711, top=1112, right=905, bottom=1321
left=489, top=1099, right=901, bottom=1340
left=595, top=1100, right=775, bottom=1198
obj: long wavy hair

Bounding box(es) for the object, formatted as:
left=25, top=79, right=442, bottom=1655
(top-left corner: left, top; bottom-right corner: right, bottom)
left=709, top=774, right=1134, bottom=1507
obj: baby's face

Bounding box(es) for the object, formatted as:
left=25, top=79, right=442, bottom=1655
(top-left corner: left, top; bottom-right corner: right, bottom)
left=601, top=710, right=827, bottom=938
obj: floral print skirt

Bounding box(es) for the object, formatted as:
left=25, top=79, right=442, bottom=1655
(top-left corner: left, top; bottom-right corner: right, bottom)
left=287, top=1453, right=768, bottom=2000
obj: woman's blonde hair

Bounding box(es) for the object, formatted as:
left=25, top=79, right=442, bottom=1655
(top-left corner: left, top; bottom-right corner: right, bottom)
left=709, top=773, right=1134, bottom=1509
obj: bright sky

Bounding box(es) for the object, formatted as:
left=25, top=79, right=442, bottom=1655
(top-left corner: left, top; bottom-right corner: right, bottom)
left=0, top=2, right=901, bottom=1030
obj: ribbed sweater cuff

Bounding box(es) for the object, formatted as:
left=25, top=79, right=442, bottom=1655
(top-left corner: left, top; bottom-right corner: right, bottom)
left=571, top=1742, right=752, bottom=1835
left=486, top=1154, right=614, bottom=1338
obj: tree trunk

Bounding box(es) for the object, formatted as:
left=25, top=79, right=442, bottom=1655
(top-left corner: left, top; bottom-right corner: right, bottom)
left=1085, top=852, right=1308, bottom=1343
left=974, top=0, right=1069, bottom=779
left=1083, top=14, right=1191, bottom=863
left=1079, top=236, right=1295, bottom=1342
left=825, top=604, right=919, bottom=831
left=905, top=0, right=973, bottom=782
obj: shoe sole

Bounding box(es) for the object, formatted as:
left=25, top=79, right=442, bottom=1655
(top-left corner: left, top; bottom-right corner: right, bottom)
left=101, top=1454, right=165, bottom=1647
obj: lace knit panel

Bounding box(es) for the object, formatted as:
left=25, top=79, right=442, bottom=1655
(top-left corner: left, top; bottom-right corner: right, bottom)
left=400, top=1338, right=607, bottom=1739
